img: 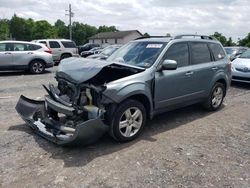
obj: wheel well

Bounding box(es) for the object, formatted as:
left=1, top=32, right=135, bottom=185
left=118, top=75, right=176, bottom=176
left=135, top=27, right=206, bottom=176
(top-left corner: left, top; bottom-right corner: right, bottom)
left=216, top=79, right=227, bottom=97
left=127, top=94, right=151, bottom=119
left=29, top=59, right=46, bottom=67
left=61, top=53, right=72, bottom=58
left=216, top=79, right=227, bottom=89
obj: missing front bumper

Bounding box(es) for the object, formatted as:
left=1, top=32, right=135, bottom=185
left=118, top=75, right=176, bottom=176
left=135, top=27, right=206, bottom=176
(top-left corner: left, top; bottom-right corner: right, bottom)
left=15, top=95, right=108, bottom=146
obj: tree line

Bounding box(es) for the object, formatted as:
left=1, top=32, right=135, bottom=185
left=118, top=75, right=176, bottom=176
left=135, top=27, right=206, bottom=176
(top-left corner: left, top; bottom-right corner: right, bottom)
left=0, top=14, right=117, bottom=45
left=0, top=14, right=250, bottom=47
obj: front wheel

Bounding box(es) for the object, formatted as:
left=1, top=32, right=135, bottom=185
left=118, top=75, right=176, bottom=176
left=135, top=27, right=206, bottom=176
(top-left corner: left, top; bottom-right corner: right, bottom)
left=109, top=100, right=146, bottom=142
left=203, top=82, right=225, bottom=111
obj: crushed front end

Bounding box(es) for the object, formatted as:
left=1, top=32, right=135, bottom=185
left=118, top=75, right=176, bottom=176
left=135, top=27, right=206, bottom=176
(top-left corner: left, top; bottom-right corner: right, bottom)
left=15, top=78, right=108, bottom=146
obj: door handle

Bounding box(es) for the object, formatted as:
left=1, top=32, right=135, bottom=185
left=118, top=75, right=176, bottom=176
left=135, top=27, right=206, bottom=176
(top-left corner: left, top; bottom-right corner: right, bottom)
left=212, top=67, right=218, bottom=70
left=27, top=52, right=34, bottom=54
left=4, top=52, right=11, bottom=55
left=185, top=71, right=194, bottom=76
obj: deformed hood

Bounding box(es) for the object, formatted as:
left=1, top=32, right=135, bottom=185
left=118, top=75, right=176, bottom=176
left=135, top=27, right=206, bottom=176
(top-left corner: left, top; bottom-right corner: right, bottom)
left=56, top=57, right=144, bottom=84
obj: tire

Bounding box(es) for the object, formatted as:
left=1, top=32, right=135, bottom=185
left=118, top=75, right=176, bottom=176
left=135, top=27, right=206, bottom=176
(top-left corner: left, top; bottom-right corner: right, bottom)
left=203, top=82, right=225, bottom=111
left=61, top=54, right=71, bottom=60
left=29, top=60, right=45, bottom=74
left=109, top=99, right=146, bottom=142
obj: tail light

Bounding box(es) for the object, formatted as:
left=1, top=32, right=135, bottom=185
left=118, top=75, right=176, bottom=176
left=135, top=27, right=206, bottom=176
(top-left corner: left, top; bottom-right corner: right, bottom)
left=45, top=48, right=52, bottom=54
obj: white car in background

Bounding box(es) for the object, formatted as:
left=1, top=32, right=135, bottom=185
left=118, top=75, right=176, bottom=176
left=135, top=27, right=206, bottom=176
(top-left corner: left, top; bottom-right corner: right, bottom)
left=0, top=41, right=53, bottom=74
left=32, top=39, right=79, bottom=64
left=232, top=50, right=250, bottom=83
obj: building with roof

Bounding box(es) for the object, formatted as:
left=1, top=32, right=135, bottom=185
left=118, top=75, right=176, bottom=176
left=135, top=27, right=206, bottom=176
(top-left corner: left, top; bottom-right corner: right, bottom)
left=88, top=30, right=143, bottom=45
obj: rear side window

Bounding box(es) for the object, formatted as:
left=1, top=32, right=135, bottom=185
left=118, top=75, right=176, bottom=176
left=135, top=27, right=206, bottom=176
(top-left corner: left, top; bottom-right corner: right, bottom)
left=208, top=43, right=225, bottom=61
left=14, top=43, right=26, bottom=51
left=12, top=43, right=42, bottom=51
left=30, top=44, right=42, bottom=50
left=61, top=41, right=76, bottom=48
left=49, top=41, right=60, bottom=48
left=190, top=42, right=212, bottom=64
left=163, top=42, right=189, bottom=67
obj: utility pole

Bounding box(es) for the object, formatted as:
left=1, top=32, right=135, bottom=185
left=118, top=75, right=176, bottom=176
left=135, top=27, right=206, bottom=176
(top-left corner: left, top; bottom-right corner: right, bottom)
left=66, top=4, right=74, bottom=40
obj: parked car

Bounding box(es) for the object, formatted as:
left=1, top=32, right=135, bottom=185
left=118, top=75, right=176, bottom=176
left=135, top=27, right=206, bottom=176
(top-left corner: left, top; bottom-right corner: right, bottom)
left=0, top=41, right=53, bottom=74
left=78, top=43, right=100, bottom=54
left=32, top=39, right=79, bottom=64
left=224, top=46, right=248, bottom=61
left=16, top=34, right=231, bottom=145
left=80, top=47, right=103, bottom=57
left=231, top=49, right=250, bottom=83
left=88, top=45, right=122, bottom=60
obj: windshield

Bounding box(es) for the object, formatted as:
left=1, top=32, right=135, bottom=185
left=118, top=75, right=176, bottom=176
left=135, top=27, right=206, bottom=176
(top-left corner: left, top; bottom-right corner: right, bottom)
left=107, top=41, right=167, bottom=68
left=101, top=46, right=118, bottom=56
left=239, top=50, right=250, bottom=59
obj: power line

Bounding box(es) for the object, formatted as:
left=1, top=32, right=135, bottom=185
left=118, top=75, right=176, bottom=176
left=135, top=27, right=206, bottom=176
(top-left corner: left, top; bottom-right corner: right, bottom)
left=65, top=4, right=74, bottom=40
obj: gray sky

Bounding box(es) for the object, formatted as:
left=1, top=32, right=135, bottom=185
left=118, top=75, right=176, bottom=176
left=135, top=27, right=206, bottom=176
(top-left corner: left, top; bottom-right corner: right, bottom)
left=0, top=0, right=249, bottom=41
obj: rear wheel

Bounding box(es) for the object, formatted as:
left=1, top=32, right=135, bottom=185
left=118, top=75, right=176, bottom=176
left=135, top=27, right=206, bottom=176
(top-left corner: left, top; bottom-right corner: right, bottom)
left=203, top=82, right=225, bottom=111
left=61, top=54, right=71, bottom=60
left=109, top=100, right=146, bottom=142
left=29, top=60, right=45, bottom=74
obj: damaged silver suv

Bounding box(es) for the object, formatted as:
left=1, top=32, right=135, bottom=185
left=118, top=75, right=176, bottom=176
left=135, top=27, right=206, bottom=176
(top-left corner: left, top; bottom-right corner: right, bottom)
left=16, top=35, right=231, bottom=146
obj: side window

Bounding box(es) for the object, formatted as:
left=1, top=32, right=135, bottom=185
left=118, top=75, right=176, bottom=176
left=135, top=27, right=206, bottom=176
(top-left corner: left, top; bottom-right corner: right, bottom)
left=61, top=41, right=76, bottom=48
left=27, top=44, right=42, bottom=51
left=190, top=42, right=212, bottom=64
left=208, top=43, right=225, bottom=61
left=0, top=43, right=6, bottom=51
left=13, top=43, right=26, bottom=51
left=163, top=42, right=189, bottom=67
left=49, top=41, right=60, bottom=48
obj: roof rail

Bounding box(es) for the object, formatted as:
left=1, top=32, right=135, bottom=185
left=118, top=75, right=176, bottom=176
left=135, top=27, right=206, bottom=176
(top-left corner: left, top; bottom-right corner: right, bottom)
left=135, top=36, right=170, bottom=40
left=174, top=34, right=216, bottom=40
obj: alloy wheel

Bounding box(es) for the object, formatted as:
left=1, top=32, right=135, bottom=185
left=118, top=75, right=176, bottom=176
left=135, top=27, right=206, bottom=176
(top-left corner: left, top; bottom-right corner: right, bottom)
left=119, top=107, right=143, bottom=137
left=211, top=86, right=223, bottom=108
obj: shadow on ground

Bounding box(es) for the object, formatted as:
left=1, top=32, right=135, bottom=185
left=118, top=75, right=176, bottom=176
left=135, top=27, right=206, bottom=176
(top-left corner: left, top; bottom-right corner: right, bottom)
left=0, top=69, right=53, bottom=77
left=9, top=104, right=215, bottom=167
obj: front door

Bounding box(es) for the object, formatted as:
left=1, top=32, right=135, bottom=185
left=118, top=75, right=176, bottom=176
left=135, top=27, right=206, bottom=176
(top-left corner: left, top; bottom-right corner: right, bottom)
left=154, top=42, right=197, bottom=109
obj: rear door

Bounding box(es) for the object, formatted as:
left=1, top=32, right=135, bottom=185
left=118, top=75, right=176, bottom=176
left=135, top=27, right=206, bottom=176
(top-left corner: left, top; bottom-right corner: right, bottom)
left=188, top=42, right=215, bottom=96
left=48, top=41, right=62, bottom=61
left=0, top=43, right=13, bottom=68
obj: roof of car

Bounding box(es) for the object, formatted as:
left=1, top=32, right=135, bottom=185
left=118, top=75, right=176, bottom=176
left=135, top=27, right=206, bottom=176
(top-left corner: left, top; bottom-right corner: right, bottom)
left=0, top=40, right=45, bottom=46
left=33, top=39, right=73, bottom=42
left=134, top=36, right=220, bottom=44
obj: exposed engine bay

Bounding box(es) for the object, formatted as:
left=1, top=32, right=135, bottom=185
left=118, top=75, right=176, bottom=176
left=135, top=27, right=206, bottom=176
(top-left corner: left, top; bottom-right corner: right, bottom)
left=15, top=58, right=145, bottom=145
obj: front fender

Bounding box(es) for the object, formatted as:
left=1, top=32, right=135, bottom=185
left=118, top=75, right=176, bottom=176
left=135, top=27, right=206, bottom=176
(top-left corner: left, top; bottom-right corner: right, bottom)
left=103, top=82, right=154, bottom=116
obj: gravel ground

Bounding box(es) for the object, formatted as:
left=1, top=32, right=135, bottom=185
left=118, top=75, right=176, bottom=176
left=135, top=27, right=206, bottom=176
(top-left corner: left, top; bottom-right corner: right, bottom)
left=0, top=67, right=249, bottom=188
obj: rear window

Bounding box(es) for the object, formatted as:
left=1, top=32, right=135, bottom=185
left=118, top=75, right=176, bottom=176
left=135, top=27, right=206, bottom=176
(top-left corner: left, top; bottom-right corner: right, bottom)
left=208, top=43, right=225, bottom=61
left=61, top=41, right=76, bottom=48
left=49, top=41, right=61, bottom=48
left=190, top=42, right=212, bottom=64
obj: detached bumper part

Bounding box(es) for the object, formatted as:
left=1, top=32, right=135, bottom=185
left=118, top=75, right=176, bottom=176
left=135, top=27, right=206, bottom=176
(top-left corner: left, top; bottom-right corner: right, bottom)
left=15, top=95, right=108, bottom=146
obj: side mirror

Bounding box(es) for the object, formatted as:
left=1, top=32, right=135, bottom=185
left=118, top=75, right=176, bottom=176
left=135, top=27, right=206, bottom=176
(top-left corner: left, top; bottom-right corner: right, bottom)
left=160, top=59, right=177, bottom=71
